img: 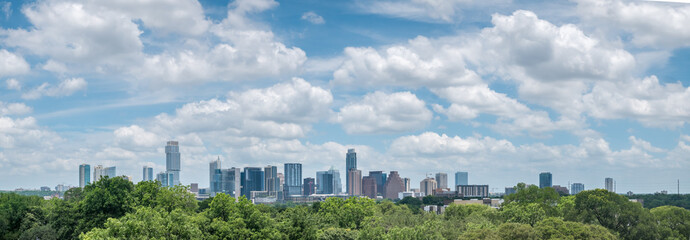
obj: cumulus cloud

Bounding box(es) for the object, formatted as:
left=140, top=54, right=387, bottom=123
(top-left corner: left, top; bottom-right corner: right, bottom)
left=22, top=78, right=87, bottom=100
left=336, top=91, right=432, bottom=134
left=356, top=0, right=473, bottom=23
left=301, top=11, right=325, bottom=24
left=0, top=49, right=30, bottom=77
left=0, top=102, right=32, bottom=116
left=5, top=79, right=21, bottom=90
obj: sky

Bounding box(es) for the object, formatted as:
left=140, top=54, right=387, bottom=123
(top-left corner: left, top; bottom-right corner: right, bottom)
left=0, top=0, right=689, bottom=194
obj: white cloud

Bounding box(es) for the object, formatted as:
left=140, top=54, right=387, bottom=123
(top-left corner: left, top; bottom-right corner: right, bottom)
left=301, top=11, right=325, bottom=24
left=5, top=79, right=21, bottom=90
left=576, top=0, right=690, bottom=48
left=22, top=78, right=87, bottom=100
left=0, top=116, right=61, bottom=149
left=336, top=91, right=432, bottom=134
left=114, top=125, right=163, bottom=149
left=0, top=102, right=32, bottom=116
left=0, top=49, right=30, bottom=77
left=99, top=0, right=210, bottom=36
left=357, top=0, right=471, bottom=23
left=1, top=2, right=10, bottom=19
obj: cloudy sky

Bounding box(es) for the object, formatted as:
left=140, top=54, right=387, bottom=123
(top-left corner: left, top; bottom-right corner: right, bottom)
left=1, top=0, right=689, bottom=193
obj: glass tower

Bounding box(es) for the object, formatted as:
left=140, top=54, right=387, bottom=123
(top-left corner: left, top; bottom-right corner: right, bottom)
left=435, top=172, right=448, bottom=189
left=284, top=163, right=302, bottom=196
left=79, top=164, right=90, bottom=188
left=455, top=172, right=468, bottom=187
left=539, top=172, right=552, bottom=188
left=241, top=167, right=264, bottom=199
left=345, top=149, right=357, bottom=194
left=264, top=165, right=279, bottom=195
left=221, top=168, right=241, bottom=198
left=143, top=166, right=153, bottom=181
left=166, top=141, right=180, bottom=186
left=209, top=157, right=221, bottom=196
left=571, top=183, right=585, bottom=195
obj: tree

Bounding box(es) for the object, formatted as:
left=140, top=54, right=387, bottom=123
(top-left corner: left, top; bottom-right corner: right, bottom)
left=80, top=207, right=203, bottom=239
left=201, top=193, right=282, bottom=239
left=650, top=205, right=690, bottom=239
left=497, top=223, right=537, bottom=240
left=0, top=193, right=44, bottom=239
left=318, top=197, right=376, bottom=230
left=75, top=176, right=135, bottom=236
left=156, top=185, right=198, bottom=213
left=277, top=206, right=318, bottom=240
left=397, top=196, right=422, bottom=214
left=533, top=217, right=617, bottom=240
left=444, top=203, right=491, bottom=221
left=575, top=189, right=659, bottom=239
left=501, top=202, right=545, bottom=226
left=132, top=180, right=161, bottom=208
left=317, top=227, right=358, bottom=240
left=504, top=183, right=559, bottom=216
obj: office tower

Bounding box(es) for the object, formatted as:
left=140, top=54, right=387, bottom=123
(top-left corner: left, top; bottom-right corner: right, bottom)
left=369, top=171, right=387, bottom=196
left=362, top=176, right=377, bottom=199
left=221, top=168, right=241, bottom=198
left=605, top=178, right=614, bottom=192
left=384, top=171, right=405, bottom=199
left=455, top=172, right=468, bottom=187
left=79, top=164, right=90, bottom=188
left=284, top=163, right=302, bottom=196
left=303, top=177, right=315, bottom=196
left=346, top=149, right=357, bottom=193
left=166, top=141, right=181, bottom=186
left=317, top=171, right=334, bottom=194
left=210, top=158, right=221, bottom=196
left=435, top=172, right=448, bottom=189
left=143, top=166, right=153, bottom=181
left=105, top=166, right=116, bottom=178
left=457, top=185, right=489, bottom=197
left=420, top=177, right=437, bottom=196
left=330, top=168, right=342, bottom=194
left=403, top=178, right=411, bottom=192
left=190, top=183, right=199, bottom=193
left=242, top=167, right=264, bottom=199
left=277, top=173, right=285, bottom=192
left=264, top=165, right=279, bottom=195
left=539, top=172, right=552, bottom=188
left=157, top=172, right=173, bottom=186
left=505, top=187, right=516, bottom=195
left=571, top=183, right=585, bottom=195
left=552, top=185, right=569, bottom=195
left=347, top=169, right=362, bottom=196
left=93, top=165, right=104, bottom=182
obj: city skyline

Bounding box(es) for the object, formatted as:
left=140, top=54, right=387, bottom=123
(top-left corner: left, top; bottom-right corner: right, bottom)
left=1, top=0, right=689, bottom=194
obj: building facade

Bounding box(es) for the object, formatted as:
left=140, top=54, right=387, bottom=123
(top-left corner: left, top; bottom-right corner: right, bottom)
left=384, top=171, right=405, bottom=199
left=79, top=164, right=90, bottom=188
left=420, top=177, right=437, bottom=196
left=369, top=171, right=387, bottom=196
left=303, top=177, right=315, bottom=196
left=455, top=172, right=468, bottom=187
left=284, top=163, right=302, bottom=197
left=539, top=172, right=552, bottom=188
left=143, top=166, right=153, bottom=182
left=571, top=183, right=585, bottom=195
left=346, top=149, right=357, bottom=194
left=457, top=185, right=489, bottom=198
left=362, top=176, right=377, bottom=199
left=403, top=178, right=411, bottom=192
left=264, top=165, right=279, bottom=195
left=435, top=172, right=448, bottom=190
left=165, top=141, right=181, bottom=186
left=242, top=167, right=264, bottom=199
left=605, top=178, right=614, bottom=192
left=220, top=168, right=241, bottom=198
left=209, top=158, right=221, bottom=196
left=347, top=169, right=362, bottom=196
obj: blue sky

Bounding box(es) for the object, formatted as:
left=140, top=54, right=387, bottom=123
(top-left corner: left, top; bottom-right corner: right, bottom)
left=1, top=0, right=689, bottom=194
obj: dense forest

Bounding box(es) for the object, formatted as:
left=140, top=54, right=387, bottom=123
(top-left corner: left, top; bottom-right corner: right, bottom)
left=1, top=178, right=689, bottom=240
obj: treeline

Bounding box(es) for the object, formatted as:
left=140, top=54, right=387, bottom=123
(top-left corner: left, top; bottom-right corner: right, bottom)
left=628, top=193, right=690, bottom=209
left=1, top=179, right=689, bottom=240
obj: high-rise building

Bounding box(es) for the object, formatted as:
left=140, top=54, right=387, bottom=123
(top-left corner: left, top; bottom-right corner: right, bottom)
left=277, top=173, right=285, bottom=192
left=242, top=167, right=264, bottom=199
left=143, top=166, right=153, bottom=182
left=455, top=172, right=468, bottom=187
left=331, top=168, right=342, bottom=194
left=505, top=187, right=516, bottom=195
left=539, top=172, right=552, bottom=188
left=435, top=172, right=448, bottom=190
left=347, top=169, right=362, bottom=196
left=264, top=165, right=279, bottom=195
left=157, top=172, right=173, bottom=186
left=605, top=178, right=614, bottom=192
left=420, top=177, right=437, bottom=196
left=369, top=171, right=387, bottom=196
left=384, top=171, right=405, bottom=199
left=303, top=177, right=315, bottom=196
left=571, top=183, right=585, bottom=195
left=209, top=157, right=221, bottom=196
left=317, top=171, right=334, bottom=194
left=362, top=176, right=377, bottom=199
left=346, top=149, right=357, bottom=193
left=105, top=166, right=116, bottom=178
left=284, top=163, right=302, bottom=197
left=457, top=185, right=489, bottom=197
left=190, top=183, right=199, bottom=193
left=93, top=165, right=104, bottom=182
left=403, top=178, right=411, bottom=192
left=79, top=164, right=90, bottom=188
left=165, top=141, right=181, bottom=186
left=220, top=168, right=241, bottom=198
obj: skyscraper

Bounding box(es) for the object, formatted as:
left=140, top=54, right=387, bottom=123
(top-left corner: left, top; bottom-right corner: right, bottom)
left=317, top=171, right=334, bottom=194
left=435, top=172, right=448, bottom=190
left=209, top=157, right=221, bottom=196
left=605, top=178, right=614, bottom=192
left=264, top=165, right=279, bottom=195
left=346, top=149, right=357, bottom=194
left=539, top=172, right=552, bottom=188
left=420, top=177, right=437, bottom=196
left=166, top=141, right=181, bottom=186
left=284, top=163, right=302, bottom=196
left=105, top=166, right=116, bottom=178
left=362, top=176, right=377, bottom=199
left=143, top=166, right=153, bottom=181
left=79, top=164, right=90, bottom=188
left=384, top=171, right=405, bottom=199
left=455, top=172, right=468, bottom=187
left=221, top=168, right=241, bottom=198
left=403, top=178, right=411, bottom=192
left=93, top=165, right=104, bottom=182
left=303, top=177, right=315, bottom=196
left=347, top=169, right=362, bottom=196
left=242, top=167, right=264, bottom=199
left=157, top=172, right=173, bottom=187
left=369, top=171, right=387, bottom=196
left=571, top=183, right=585, bottom=195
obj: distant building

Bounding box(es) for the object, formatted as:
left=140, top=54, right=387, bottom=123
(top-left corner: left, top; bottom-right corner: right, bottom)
left=457, top=185, right=489, bottom=198
left=157, top=172, right=173, bottom=187
left=284, top=163, right=302, bottom=197
left=93, top=165, right=104, bottom=182
left=552, top=185, right=569, bottom=195
left=571, top=183, right=585, bottom=195
left=220, top=168, right=241, bottom=198
left=264, top=165, right=279, bottom=195
left=190, top=183, right=199, bottom=193
left=505, top=187, right=516, bottom=195
left=420, top=177, right=437, bottom=196
left=435, top=172, right=448, bottom=190
left=277, top=173, right=285, bottom=192
left=362, top=176, right=377, bottom=199
left=40, top=186, right=51, bottom=191
left=454, top=198, right=504, bottom=208
left=455, top=172, right=468, bottom=187
left=627, top=191, right=634, bottom=196
left=403, top=178, right=411, bottom=192
left=317, top=168, right=342, bottom=194
left=79, top=164, right=90, bottom=188
left=605, top=177, right=614, bottom=192
left=303, top=177, right=315, bottom=196
left=242, top=167, right=264, bottom=199
left=55, top=184, right=70, bottom=192
left=346, top=149, right=357, bottom=194
left=369, top=171, right=387, bottom=196
left=143, top=166, right=153, bottom=182
left=209, top=158, right=221, bottom=196
left=105, top=166, right=116, bottom=178
left=347, top=169, right=362, bottom=196
left=384, top=171, right=405, bottom=199
left=165, top=141, right=181, bottom=186
left=539, top=172, right=552, bottom=188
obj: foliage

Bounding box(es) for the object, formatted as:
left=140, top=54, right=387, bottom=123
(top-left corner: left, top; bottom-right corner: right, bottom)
left=629, top=193, right=690, bottom=209
left=650, top=205, right=690, bottom=239
left=575, top=189, right=659, bottom=240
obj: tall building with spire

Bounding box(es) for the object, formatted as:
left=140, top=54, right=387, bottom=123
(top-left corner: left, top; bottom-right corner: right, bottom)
left=79, top=164, right=90, bottom=188
left=166, top=141, right=181, bottom=186
left=345, top=149, right=357, bottom=194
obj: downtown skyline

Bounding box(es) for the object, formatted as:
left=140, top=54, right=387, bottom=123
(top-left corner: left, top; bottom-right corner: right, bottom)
left=0, top=0, right=689, bottom=193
